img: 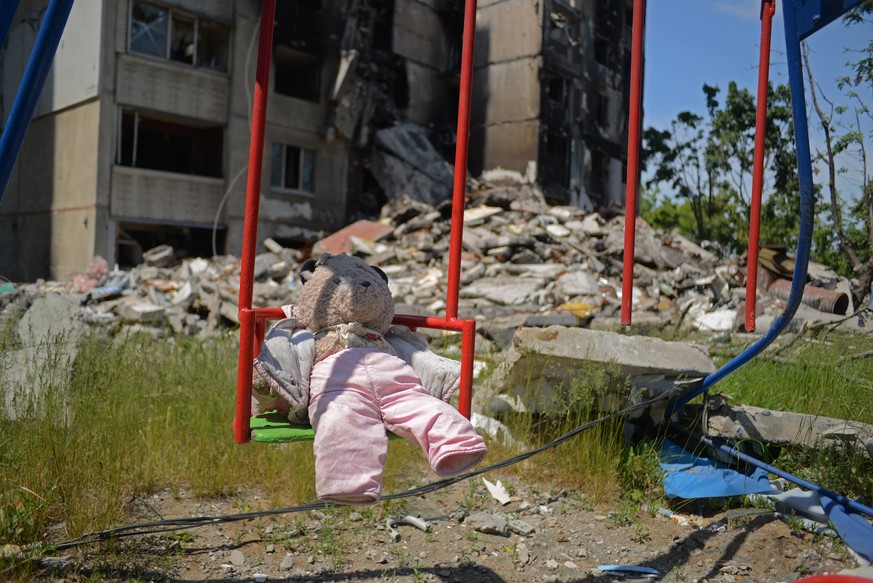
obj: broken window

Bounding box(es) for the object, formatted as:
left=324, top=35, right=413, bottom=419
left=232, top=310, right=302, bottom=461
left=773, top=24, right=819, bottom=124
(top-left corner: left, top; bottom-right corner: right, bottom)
left=590, top=148, right=609, bottom=186
left=274, top=45, right=322, bottom=102
left=270, top=143, right=316, bottom=194
left=130, top=2, right=230, bottom=73
left=596, top=92, right=609, bottom=126
left=594, top=36, right=610, bottom=66
left=171, top=13, right=194, bottom=64
left=547, top=76, right=568, bottom=107
left=197, top=19, right=230, bottom=72
left=118, top=109, right=224, bottom=178
left=542, top=133, right=570, bottom=187
left=130, top=2, right=168, bottom=58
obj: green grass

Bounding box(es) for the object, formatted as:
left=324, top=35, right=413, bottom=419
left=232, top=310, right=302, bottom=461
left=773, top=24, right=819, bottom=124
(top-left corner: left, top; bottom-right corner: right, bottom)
left=716, top=329, right=873, bottom=424
left=3, top=320, right=872, bottom=566
left=0, top=328, right=442, bottom=554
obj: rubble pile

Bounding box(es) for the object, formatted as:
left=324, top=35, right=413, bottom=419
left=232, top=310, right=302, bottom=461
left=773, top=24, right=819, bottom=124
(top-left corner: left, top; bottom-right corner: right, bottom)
left=0, top=171, right=864, bottom=344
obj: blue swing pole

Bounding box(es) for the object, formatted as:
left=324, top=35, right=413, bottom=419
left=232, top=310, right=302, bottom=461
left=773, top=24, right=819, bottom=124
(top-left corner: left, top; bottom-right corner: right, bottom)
left=0, top=0, right=74, bottom=205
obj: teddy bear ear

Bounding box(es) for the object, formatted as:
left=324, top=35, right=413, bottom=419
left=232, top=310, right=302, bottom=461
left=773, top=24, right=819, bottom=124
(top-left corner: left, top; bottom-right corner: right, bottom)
left=300, top=259, right=318, bottom=285
left=371, top=265, right=389, bottom=284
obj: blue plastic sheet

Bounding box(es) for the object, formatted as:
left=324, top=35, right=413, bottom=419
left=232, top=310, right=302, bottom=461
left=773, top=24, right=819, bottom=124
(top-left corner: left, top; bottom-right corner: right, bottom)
left=660, top=439, right=773, bottom=499
left=819, top=493, right=873, bottom=564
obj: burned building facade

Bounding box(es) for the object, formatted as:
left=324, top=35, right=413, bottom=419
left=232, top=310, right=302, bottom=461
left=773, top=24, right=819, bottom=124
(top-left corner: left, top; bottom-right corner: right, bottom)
left=1, top=0, right=636, bottom=281
left=472, top=0, right=636, bottom=210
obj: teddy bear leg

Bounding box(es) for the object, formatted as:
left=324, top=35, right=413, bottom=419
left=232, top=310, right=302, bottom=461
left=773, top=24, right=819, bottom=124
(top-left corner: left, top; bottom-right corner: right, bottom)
left=309, top=364, right=390, bottom=505
left=372, top=357, right=488, bottom=478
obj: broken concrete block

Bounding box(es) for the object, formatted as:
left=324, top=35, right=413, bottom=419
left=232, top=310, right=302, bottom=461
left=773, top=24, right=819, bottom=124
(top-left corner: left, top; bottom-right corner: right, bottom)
left=459, top=276, right=546, bottom=305
left=117, top=300, right=166, bottom=323
left=704, top=395, right=873, bottom=458
left=370, top=124, right=453, bottom=207
left=142, top=245, right=176, bottom=268
left=2, top=294, right=82, bottom=420
left=477, top=326, right=715, bottom=416
left=507, top=519, right=536, bottom=536
left=464, top=205, right=503, bottom=226
left=253, top=252, right=279, bottom=279
left=464, top=512, right=508, bottom=536
left=555, top=271, right=601, bottom=299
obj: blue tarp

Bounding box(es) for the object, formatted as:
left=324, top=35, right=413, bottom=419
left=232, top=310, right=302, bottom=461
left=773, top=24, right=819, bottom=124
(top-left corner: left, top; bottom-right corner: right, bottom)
left=659, top=439, right=773, bottom=499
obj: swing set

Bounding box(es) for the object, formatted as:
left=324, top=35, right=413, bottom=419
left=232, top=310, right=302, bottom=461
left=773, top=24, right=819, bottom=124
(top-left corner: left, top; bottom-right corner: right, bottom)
left=0, top=0, right=867, bottom=457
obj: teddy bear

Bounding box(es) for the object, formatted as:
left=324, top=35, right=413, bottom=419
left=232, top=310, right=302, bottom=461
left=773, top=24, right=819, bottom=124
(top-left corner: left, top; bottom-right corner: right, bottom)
left=252, top=252, right=487, bottom=505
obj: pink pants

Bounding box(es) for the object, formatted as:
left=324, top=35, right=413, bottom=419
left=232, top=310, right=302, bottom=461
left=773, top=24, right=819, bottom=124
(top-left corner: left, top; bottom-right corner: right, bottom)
left=308, top=348, right=488, bottom=505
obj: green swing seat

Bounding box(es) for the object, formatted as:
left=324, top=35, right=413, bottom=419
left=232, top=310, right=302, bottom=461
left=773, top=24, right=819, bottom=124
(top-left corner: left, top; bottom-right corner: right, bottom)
left=249, top=412, right=404, bottom=444
left=249, top=412, right=316, bottom=443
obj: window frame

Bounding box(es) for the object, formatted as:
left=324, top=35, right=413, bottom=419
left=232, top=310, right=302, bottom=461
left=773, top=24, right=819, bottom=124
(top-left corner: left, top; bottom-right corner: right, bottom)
left=270, top=143, right=317, bottom=196
left=116, top=107, right=225, bottom=178
left=128, top=1, right=231, bottom=73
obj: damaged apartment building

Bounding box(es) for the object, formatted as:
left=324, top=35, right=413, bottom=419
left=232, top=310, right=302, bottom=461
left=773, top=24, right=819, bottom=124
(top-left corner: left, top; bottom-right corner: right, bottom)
left=0, top=0, right=637, bottom=281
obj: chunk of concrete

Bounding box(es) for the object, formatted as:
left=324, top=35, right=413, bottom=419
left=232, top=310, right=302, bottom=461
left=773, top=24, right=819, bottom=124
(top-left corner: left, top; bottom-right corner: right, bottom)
left=370, top=124, right=453, bottom=207
left=705, top=395, right=873, bottom=458
left=476, top=326, right=715, bottom=416
left=459, top=276, right=546, bottom=305
left=464, top=512, right=508, bottom=536
left=2, top=294, right=83, bottom=419
left=555, top=271, right=601, bottom=298
left=142, top=244, right=176, bottom=267
left=117, top=300, right=166, bottom=323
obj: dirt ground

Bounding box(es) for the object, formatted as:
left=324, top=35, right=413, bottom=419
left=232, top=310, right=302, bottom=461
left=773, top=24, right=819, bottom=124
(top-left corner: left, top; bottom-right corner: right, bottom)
left=31, top=472, right=865, bottom=583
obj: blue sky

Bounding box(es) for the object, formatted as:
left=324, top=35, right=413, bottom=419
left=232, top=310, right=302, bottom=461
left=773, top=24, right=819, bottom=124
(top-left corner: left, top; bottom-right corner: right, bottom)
left=644, top=0, right=871, bottom=129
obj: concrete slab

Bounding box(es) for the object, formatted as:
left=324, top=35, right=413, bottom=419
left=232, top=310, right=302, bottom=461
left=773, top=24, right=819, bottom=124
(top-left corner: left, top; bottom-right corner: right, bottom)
left=459, top=276, right=547, bottom=305
left=476, top=325, right=715, bottom=416
left=706, top=395, right=873, bottom=458
left=2, top=294, right=82, bottom=419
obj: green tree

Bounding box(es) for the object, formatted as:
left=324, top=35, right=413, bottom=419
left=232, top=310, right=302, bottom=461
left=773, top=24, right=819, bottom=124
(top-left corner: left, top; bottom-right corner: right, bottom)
left=804, top=30, right=873, bottom=305
left=642, top=83, right=796, bottom=255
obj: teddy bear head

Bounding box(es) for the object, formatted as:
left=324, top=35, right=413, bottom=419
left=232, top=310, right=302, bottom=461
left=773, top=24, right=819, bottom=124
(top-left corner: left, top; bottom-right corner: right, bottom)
left=297, top=253, right=394, bottom=334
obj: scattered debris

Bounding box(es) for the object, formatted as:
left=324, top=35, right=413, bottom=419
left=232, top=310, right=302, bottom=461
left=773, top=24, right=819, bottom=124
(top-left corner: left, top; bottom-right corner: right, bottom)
left=482, top=478, right=513, bottom=505
left=386, top=515, right=429, bottom=542
left=464, top=511, right=508, bottom=536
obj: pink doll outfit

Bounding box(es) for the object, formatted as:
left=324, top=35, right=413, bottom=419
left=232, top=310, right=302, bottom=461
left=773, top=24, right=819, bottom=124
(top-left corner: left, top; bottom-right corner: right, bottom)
left=309, top=347, right=487, bottom=505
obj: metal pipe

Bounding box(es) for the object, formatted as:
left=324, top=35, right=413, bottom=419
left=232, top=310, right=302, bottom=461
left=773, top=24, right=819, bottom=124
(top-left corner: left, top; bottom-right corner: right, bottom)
left=669, top=0, right=817, bottom=413
left=699, top=434, right=873, bottom=519
left=445, top=0, right=479, bottom=321
left=620, top=0, right=646, bottom=326
left=767, top=278, right=849, bottom=315
left=745, top=0, right=776, bottom=332
left=0, top=0, right=23, bottom=49
left=235, top=0, right=277, bottom=443
left=0, top=0, right=74, bottom=205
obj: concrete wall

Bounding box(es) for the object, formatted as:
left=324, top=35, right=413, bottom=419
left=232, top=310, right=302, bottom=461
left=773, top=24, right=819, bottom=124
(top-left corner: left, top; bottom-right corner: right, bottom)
left=1, top=0, right=102, bottom=125
left=0, top=101, right=102, bottom=280
left=0, top=0, right=104, bottom=280
left=392, top=0, right=456, bottom=129
left=115, top=54, right=230, bottom=123
left=470, top=0, right=543, bottom=175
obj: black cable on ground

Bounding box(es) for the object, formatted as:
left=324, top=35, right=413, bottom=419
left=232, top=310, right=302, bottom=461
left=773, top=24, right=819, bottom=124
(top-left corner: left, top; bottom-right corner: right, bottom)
left=46, top=388, right=681, bottom=551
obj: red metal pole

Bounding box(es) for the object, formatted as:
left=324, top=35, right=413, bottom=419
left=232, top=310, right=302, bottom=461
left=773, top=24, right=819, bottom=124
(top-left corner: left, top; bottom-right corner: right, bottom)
left=445, top=0, right=478, bottom=321
left=745, top=0, right=775, bottom=332
left=234, top=0, right=276, bottom=444
left=621, top=0, right=645, bottom=326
